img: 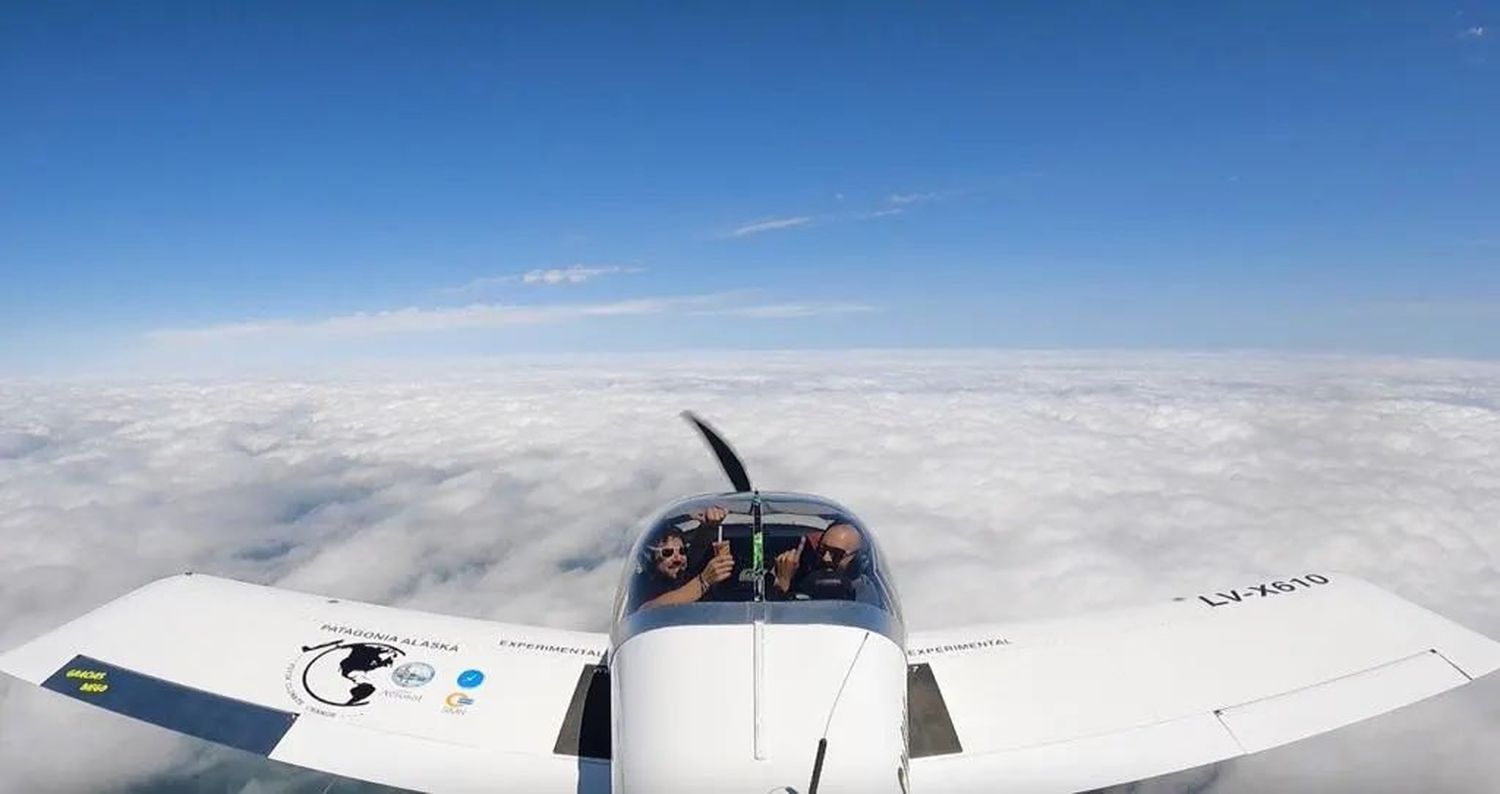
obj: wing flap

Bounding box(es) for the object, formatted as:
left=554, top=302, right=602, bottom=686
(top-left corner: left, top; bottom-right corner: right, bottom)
left=267, top=713, right=611, bottom=793
left=1216, top=649, right=1469, bottom=754
left=911, top=712, right=1243, bottom=794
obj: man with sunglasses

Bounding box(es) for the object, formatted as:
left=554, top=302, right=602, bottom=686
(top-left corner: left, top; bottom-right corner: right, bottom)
left=770, top=523, right=876, bottom=603
left=640, top=509, right=735, bottom=609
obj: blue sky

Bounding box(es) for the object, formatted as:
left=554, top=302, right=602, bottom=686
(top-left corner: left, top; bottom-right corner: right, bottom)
left=2, top=2, right=1497, bottom=373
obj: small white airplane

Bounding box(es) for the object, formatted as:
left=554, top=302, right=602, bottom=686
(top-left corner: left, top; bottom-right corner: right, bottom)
left=2, top=413, right=1497, bottom=793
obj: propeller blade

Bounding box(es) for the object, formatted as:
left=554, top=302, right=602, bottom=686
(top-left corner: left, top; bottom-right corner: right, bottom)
left=681, top=411, right=752, bottom=493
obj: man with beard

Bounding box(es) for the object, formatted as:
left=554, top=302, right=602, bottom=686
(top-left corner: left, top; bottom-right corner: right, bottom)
left=641, top=508, right=735, bottom=609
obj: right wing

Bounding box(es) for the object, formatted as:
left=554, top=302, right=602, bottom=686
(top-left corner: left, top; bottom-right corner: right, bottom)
left=904, top=573, right=1500, bottom=793
left=0, top=573, right=612, bottom=793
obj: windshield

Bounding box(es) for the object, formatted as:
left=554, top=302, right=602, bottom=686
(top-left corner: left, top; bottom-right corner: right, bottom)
left=618, top=493, right=897, bottom=617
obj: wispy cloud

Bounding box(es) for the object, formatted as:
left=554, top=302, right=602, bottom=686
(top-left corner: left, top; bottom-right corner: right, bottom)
left=727, top=189, right=955, bottom=239
left=886, top=191, right=942, bottom=206
left=689, top=301, right=877, bottom=319
left=729, top=216, right=815, bottom=237
left=438, top=265, right=642, bottom=296
left=522, top=265, right=642, bottom=285
left=146, top=292, right=876, bottom=346
left=148, top=294, right=728, bottom=345
left=1459, top=26, right=1487, bottom=39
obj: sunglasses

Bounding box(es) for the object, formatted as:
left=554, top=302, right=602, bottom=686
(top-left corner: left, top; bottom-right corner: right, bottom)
left=654, top=546, right=686, bottom=560
left=819, top=546, right=853, bottom=564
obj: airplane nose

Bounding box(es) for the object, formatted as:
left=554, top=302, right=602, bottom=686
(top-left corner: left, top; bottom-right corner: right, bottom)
left=612, top=621, right=907, bottom=793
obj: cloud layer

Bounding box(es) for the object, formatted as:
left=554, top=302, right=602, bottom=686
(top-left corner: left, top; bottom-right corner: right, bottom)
left=1, top=351, right=1498, bottom=792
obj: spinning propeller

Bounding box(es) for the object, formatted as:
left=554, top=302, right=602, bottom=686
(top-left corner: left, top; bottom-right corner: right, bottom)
left=681, top=411, right=753, bottom=493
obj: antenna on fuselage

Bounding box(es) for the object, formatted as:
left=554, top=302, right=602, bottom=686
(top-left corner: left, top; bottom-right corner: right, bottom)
left=681, top=411, right=753, bottom=493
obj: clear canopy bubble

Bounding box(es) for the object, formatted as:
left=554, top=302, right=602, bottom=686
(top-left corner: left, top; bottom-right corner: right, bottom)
left=616, top=493, right=899, bottom=618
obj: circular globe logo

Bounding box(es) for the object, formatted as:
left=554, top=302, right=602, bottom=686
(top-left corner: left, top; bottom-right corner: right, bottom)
left=299, top=641, right=404, bottom=707
left=392, top=662, right=436, bottom=688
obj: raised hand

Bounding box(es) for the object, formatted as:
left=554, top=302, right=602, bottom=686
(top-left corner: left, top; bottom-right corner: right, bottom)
left=773, top=536, right=805, bottom=594
left=693, top=505, right=729, bottom=526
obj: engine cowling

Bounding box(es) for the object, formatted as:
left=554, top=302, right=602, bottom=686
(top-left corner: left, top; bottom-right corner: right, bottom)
left=612, top=621, right=907, bottom=794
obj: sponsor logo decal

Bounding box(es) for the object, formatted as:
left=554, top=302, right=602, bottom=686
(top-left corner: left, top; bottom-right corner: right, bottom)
left=392, top=662, right=436, bottom=688
left=457, top=669, right=485, bottom=689
left=64, top=667, right=110, bottom=694
left=284, top=639, right=436, bottom=716
left=442, top=691, right=474, bottom=715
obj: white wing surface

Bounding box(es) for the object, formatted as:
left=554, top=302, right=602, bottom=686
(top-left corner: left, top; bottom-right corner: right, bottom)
left=904, top=573, right=1500, bottom=794
left=0, top=574, right=611, bottom=793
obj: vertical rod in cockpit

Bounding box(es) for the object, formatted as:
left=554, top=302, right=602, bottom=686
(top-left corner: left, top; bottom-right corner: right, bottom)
left=750, top=493, right=765, bottom=601
left=750, top=491, right=768, bottom=760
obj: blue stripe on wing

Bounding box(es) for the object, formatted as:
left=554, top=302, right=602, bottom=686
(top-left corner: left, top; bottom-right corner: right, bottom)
left=42, top=654, right=297, bottom=756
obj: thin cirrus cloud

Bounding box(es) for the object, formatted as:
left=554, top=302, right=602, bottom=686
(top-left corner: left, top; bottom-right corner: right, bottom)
left=438, top=265, right=643, bottom=296
left=728, top=216, right=815, bottom=237
left=689, top=301, right=876, bottom=319
left=886, top=191, right=942, bottom=206
left=146, top=294, right=728, bottom=345
left=144, top=291, right=874, bottom=346
left=522, top=265, right=642, bottom=285
left=726, top=190, right=951, bottom=238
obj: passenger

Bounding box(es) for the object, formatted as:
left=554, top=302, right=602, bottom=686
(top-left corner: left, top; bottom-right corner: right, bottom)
left=771, top=522, right=878, bottom=604
left=641, top=509, right=735, bottom=609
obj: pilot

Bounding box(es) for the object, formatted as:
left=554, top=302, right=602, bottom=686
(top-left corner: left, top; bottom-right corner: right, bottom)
left=770, top=522, right=879, bottom=604
left=641, top=508, right=735, bottom=609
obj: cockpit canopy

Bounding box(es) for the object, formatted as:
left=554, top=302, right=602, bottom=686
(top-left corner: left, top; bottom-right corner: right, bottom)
left=616, top=493, right=899, bottom=619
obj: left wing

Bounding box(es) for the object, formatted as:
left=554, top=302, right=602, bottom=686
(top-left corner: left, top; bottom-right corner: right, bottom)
left=904, top=573, right=1500, bottom=793
left=0, top=573, right=612, bottom=793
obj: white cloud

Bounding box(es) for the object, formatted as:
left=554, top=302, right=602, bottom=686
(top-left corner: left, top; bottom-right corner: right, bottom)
left=439, top=265, right=642, bottom=296
left=729, top=190, right=949, bottom=238
left=145, top=293, right=732, bottom=345
left=1460, top=26, right=1487, bottom=39
left=886, top=191, right=941, bottom=205
left=1, top=351, right=1499, bottom=792
left=143, top=291, right=869, bottom=350
left=521, top=265, right=642, bottom=285
left=728, top=216, right=814, bottom=237
left=689, top=301, right=877, bottom=319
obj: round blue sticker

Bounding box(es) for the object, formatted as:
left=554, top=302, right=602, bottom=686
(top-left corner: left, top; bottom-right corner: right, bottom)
left=457, top=669, right=485, bottom=689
